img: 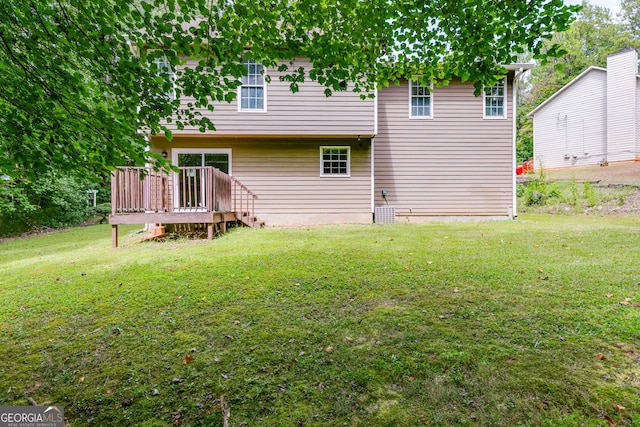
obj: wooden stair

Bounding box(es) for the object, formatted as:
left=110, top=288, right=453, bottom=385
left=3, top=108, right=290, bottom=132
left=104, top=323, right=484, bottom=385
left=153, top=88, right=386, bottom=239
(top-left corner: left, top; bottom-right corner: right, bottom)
left=110, top=166, right=260, bottom=247
left=238, top=211, right=265, bottom=228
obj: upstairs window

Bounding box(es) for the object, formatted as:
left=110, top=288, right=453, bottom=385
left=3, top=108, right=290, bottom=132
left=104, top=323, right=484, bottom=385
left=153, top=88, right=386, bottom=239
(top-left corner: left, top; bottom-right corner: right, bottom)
left=151, top=54, right=176, bottom=101
left=239, top=59, right=266, bottom=111
left=483, top=78, right=507, bottom=118
left=320, top=147, right=350, bottom=177
left=409, top=80, right=432, bottom=118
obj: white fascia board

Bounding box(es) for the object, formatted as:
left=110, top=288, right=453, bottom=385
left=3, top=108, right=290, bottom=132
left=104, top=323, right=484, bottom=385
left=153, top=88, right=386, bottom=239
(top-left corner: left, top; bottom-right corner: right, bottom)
left=527, top=66, right=607, bottom=118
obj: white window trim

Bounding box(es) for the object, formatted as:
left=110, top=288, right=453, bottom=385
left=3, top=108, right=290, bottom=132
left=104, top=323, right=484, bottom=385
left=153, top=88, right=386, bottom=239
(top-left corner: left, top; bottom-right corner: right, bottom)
left=149, top=50, right=177, bottom=101
left=409, top=80, right=434, bottom=119
left=320, top=146, right=351, bottom=178
left=483, top=77, right=507, bottom=119
left=238, top=60, right=268, bottom=113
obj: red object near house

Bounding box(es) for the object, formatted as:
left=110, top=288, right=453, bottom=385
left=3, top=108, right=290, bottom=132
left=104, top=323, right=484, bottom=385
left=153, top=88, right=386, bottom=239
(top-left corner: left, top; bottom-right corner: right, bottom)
left=516, top=159, right=533, bottom=175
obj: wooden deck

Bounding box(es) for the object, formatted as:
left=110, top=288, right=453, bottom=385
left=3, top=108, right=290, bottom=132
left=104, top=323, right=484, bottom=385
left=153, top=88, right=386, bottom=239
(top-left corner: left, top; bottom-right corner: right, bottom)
left=109, top=166, right=258, bottom=247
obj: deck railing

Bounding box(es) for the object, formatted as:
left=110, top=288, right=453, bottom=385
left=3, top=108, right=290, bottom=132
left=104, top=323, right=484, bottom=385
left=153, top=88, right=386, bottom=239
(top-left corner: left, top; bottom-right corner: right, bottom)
left=111, top=166, right=257, bottom=219
left=232, top=177, right=257, bottom=223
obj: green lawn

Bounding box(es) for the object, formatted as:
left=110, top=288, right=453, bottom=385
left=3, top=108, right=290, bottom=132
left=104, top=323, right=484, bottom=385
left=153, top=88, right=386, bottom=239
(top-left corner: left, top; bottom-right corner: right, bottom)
left=1, top=218, right=639, bottom=426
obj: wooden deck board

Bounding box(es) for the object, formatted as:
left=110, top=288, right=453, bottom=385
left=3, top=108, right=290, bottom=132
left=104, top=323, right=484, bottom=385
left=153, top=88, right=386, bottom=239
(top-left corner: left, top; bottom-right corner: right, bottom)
left=110, top=166, right=258, bottom=247
left=109, top=211, right=238, bottom=225
left=109, top=211, right=242, bottom=248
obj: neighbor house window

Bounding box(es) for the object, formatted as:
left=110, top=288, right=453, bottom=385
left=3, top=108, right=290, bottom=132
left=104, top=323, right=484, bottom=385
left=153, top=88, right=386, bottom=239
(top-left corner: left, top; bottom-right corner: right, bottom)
left=483, top=78, right=506, bottom=118
left=409, top=80, right=432, bottom=118
left=239, top=59, right=266, bottom=111
left=320, top=147, right=350, bottom=177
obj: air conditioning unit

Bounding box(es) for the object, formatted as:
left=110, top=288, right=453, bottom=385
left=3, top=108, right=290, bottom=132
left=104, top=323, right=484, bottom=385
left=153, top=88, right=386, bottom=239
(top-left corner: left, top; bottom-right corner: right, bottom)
left=375, top=206, right=396, bottom=225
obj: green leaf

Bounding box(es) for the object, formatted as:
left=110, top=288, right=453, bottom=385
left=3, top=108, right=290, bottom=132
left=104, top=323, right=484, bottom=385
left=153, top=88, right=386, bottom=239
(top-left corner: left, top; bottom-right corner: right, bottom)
left=0, top=0, right=579, bottom=183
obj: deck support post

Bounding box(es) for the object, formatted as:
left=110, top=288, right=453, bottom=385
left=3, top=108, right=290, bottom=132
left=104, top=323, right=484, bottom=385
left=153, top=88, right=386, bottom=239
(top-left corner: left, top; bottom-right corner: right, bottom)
left=207, top=223, right=213, bottom=240
left=221, top=221, right=227, bottom=234
left=112, top=225, right=118, bottom=248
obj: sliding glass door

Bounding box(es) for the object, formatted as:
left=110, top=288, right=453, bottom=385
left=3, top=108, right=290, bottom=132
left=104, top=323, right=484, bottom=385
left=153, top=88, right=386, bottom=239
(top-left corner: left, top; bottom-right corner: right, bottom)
left=172, top=149, right=231, bottom=210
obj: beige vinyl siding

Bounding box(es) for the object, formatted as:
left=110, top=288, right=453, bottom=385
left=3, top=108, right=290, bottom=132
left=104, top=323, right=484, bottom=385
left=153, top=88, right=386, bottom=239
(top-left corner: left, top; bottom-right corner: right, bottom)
left=606, top=50, right=638, bottom=163
left=374, top=77, right=514, bottom=216
left=532, top=69, right=607, bottom=169
left=167, top=58, right=375, bottom=136
left=637, top=77, right=640, bottom=159
left=152, top=136, right=371, bottom=217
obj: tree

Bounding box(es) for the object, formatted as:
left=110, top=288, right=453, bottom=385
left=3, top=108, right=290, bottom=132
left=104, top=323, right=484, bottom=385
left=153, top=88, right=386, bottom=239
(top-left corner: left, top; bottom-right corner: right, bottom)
left=0, top=0, right=578, bottom=181
left=532, top=2, right=636, bottom=98
left=0, top=174, right=101, bottom=236
left=516, top=1, right=639, bottom=162
left=621, top=0, right=640, bottom=36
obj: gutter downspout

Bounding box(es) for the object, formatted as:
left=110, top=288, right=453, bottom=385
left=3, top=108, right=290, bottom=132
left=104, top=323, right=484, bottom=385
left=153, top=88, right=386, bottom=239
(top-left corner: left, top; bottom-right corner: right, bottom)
left=371, top=87, right=378, bottom=220
left=143, top=134, right=152, bottom=233
left=512, top=68, right=524, bottom=219
left=603, top=90, right=608, bottom=165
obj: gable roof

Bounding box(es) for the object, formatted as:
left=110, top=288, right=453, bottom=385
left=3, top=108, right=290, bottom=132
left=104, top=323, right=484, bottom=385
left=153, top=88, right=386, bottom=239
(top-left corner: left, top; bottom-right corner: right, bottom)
left=527, top=66, right=607, bottom=118
left=528, top=61, right=640, bottom=118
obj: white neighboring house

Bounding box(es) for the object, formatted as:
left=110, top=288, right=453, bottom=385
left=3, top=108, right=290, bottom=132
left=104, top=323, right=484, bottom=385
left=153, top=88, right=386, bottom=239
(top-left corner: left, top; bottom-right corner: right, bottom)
left=528, top=48, right=640, bottom=170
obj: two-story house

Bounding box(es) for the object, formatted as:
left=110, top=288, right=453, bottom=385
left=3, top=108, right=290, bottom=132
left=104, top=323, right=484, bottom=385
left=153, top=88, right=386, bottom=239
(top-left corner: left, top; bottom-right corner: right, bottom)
left=110, top=58, right=531, bottom=245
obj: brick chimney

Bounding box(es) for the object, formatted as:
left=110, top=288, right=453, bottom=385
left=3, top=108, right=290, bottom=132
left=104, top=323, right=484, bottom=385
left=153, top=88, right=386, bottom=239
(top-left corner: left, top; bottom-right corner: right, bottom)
left=606, top=49, right=638, bottom=163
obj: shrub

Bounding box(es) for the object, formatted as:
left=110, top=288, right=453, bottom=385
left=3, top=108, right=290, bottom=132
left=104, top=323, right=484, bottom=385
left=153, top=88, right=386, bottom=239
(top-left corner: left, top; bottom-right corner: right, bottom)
left=0, top=173, right=108, bottom=236
left=525, top=190, right=546, bottom=205
left=566, top=180, right=579, bottom=206
left=582, top=181, right=597, bottom=207
left=522, top=169, right=561, bottom=206
left=89, top=202, right=112, bottom=223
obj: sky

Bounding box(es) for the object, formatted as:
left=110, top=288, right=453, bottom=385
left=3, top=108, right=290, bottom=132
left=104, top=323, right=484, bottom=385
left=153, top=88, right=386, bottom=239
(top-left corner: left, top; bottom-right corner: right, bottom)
left=566, top=0, right=622, bottom=15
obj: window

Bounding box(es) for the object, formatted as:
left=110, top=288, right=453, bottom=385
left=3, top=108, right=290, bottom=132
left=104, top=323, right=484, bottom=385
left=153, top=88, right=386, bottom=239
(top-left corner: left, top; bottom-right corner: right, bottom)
left=320, top=147, right=350, bottom=177
left=151, top=54, right=176, bottom=101
left=239, top=59, right=266, bottom=111
left=409, top=80, right=432, bottom=118
left=171, top=149, right=232, bottom=210
left=177, top=152, right=230, bottom=174
left=483, top=78, right=507, bottom=118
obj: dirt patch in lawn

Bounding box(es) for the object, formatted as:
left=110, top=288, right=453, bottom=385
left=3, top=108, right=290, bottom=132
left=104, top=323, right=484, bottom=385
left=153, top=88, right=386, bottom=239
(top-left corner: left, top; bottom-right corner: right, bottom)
left=544, top=161, right=640, bottom=186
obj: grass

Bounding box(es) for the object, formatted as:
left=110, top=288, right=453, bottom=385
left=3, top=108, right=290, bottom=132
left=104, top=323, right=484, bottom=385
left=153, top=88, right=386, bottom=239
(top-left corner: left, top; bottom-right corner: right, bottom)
left=1, top=219, right=640, bottom=426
